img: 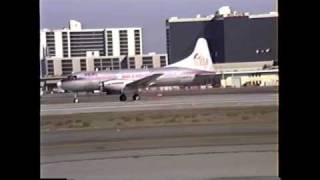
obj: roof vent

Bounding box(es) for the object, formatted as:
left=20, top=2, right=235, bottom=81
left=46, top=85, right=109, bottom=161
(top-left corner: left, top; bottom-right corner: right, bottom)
left=216, top=6, right=232, bottom=17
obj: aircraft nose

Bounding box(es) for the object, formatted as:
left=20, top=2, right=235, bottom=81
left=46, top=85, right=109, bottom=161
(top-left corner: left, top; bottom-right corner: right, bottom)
left=57, top=81, right=62, bottom=88
left=59, top=80, right=70, bottom=90
left=59, top=79, right=76, bottom=91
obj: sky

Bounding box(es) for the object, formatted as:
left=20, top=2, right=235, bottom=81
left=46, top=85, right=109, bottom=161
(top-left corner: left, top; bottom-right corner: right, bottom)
left=40, top=0, right=277, bottom=54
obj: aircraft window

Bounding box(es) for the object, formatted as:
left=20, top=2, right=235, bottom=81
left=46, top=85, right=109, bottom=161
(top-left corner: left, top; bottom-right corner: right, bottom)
left=84, top=72, right=97, bottom=76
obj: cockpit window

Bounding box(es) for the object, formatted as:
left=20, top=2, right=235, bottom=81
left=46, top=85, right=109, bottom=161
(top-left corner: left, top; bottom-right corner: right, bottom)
left=67, top=75, right=77, bottom=80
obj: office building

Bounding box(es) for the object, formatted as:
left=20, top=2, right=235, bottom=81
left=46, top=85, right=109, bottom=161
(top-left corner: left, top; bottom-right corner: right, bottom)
left=166, top=6, right=278, bottom=64
left=40, top=20, right=142, bottom=60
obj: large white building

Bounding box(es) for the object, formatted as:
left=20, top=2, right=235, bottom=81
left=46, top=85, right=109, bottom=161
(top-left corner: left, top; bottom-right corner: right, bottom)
left=40, top=20, right=170, bottom=77
left=40, top=20, right=142, bottom=60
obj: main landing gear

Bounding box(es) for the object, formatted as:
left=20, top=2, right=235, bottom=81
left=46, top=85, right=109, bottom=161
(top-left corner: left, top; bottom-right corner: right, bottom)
left=119, top=94, right=127, bottom=101
left=119, top=93, right=140, bottom=102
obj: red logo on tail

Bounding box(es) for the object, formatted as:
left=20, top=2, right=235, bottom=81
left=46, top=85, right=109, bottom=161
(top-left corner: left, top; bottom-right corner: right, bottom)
left=193, top=53, right=208, bottom=66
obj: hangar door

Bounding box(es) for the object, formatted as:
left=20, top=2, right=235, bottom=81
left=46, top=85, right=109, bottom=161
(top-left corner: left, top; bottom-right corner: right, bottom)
left=232, top=76, right=241, bottom=88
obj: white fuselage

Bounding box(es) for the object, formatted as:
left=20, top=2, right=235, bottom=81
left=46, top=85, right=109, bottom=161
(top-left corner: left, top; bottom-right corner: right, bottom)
left=60, top=67, right=212, bottom=93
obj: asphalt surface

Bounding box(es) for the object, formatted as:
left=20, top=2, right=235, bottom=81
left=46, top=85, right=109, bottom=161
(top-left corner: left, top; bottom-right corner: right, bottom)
left=41, top=121, right=278, bottom=179
left=41, top=93, right=278, bottom=115
left=41, top=88, right=279, bottom=180
left=41, top=122, right=277, bottom=145
left=41, top=145, right=278, bottom=180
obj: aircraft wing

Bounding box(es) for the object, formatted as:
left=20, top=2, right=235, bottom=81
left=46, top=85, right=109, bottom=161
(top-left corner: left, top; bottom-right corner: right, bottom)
left=126, top=73, right=163, bottom=89
left=194, top=71, right=216, bottom=78
left=195, top=71, right=216, bottom=76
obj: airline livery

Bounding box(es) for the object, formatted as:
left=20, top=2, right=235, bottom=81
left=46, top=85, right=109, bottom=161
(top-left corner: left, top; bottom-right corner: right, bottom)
left=59, top=38, right=216, bottom=102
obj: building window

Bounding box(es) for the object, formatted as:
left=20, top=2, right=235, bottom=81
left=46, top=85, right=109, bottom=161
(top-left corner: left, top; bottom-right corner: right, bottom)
left=80, top=59, right=86, bottom=71
left=129, top=57, right=136, bottom=69
left=120, top=51, right=128, bottom=56
left=69, top=31, right=105, bottom=57
left=108, top=49, right=113, bottom=56
left=142, top=56, right=153, bottom=68
left=160, top=56, right=167, bottom=67
left=94, top=59, right=101, bottom=71
left=62, top=32, right=69, bottom=58
left=134, top=29, right=141, bottom=55
left=119, top=30, right=127, bottom=34
left=61, top=59, right=73, bottom=75
left=102, top=58, right=112, bottom=70
left=166, top=27, right=171, bottom=61
left=47, top=60, right=54, bottom=75
left=107, top=31, right=113, bottom=56
left=119, top=30, right=128, bottom=56
left=93, top=58, right=113, bottom=71
left=112, top=58, right=120, bottom=70
left=46, top=32, right=56, bottom=57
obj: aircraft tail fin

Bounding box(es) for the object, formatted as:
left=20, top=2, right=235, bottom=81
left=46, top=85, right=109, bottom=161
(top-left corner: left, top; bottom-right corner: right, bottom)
left=166, top=38, right=214, bottom=72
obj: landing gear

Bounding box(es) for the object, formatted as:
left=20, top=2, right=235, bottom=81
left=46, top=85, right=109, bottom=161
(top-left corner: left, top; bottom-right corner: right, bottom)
left=73, top=98, right=79, bottom=103
left=73, top=93, right=79, bottom=103
left=119, top=94, right=127, bottom=101
left=133, top=93, right=140, bottom=101
left=119, top=93, right=140, bottom=101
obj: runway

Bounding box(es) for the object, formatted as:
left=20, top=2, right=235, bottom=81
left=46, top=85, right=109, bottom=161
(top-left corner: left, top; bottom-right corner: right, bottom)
left=41, top=91, right=279, bottom=179
left=41, top=93, right=278, bottom=115
left=41, top=122, right=277, bottom=163
left=41, top=122, right=278, bottom=180
left=41, top=86, right=278, bottom=104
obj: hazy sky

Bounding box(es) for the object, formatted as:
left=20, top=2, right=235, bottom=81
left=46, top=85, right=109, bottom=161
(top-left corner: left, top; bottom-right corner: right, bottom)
left=40, top=0, right=277, bottom=54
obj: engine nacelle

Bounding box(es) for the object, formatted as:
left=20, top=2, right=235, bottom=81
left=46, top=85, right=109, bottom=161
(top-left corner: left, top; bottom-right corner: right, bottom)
left=103, top=80, right=133, bottom=91
left=179, top=74, right=196, bottom=85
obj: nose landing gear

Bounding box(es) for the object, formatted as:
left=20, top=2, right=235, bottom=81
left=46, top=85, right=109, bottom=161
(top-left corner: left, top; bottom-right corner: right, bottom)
left=73, top=98, right=79, bottom=103
left=133, top=94, right=140, bottom=101
left=73, top=93, right=79, bottom=103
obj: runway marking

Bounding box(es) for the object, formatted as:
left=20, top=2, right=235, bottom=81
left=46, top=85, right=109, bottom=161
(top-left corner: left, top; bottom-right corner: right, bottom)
left=41, top=99, right=277, bottom=112
left=40, top=93, right=278, bottom=115
left=41, top=95, right=278, bottom=109
left=41, top=93, right=278, bottom=107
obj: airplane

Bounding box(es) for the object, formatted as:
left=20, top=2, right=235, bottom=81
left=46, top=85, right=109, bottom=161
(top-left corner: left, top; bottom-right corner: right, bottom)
left=58, top=37, right=216, bottom=103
